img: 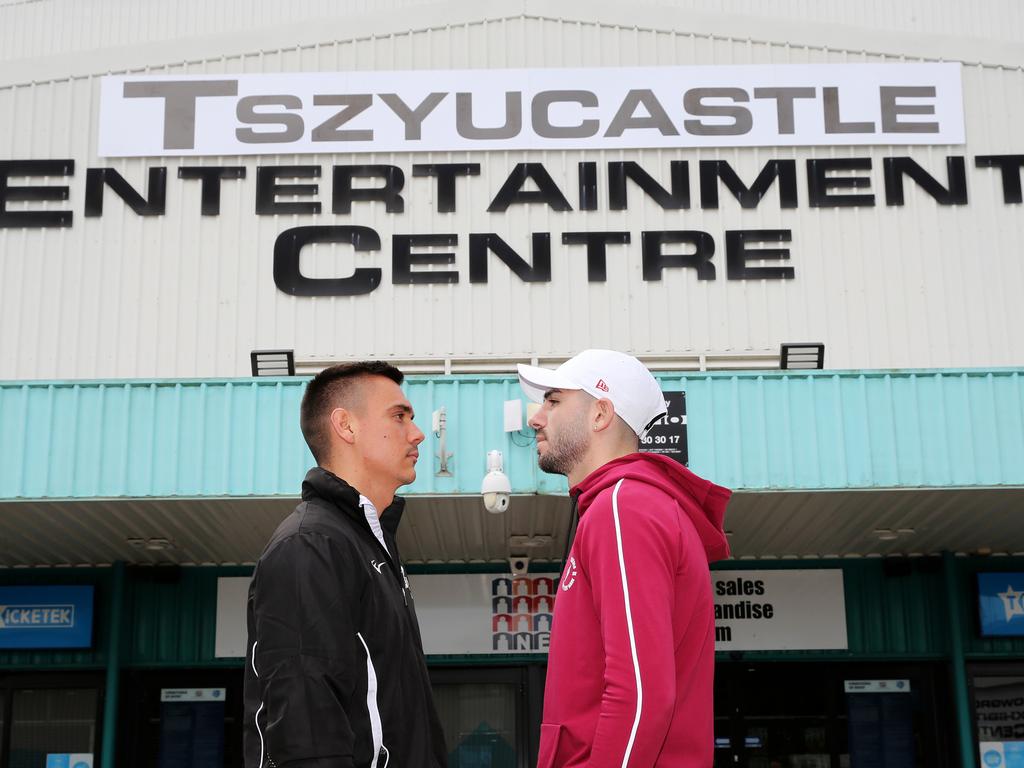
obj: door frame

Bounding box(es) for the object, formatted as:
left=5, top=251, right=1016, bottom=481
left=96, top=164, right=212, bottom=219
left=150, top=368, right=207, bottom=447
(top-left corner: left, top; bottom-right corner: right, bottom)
left=429, top=664, right=544, bottom=768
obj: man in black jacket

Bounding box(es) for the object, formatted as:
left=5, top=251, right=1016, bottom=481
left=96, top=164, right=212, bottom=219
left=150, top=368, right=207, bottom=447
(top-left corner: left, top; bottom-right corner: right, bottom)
left=243, top=361, right=447, bottom=768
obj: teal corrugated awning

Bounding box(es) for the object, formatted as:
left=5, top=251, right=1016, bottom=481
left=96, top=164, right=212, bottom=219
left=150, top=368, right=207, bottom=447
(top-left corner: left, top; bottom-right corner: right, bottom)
left=1, top=369, right=1022, bottom=501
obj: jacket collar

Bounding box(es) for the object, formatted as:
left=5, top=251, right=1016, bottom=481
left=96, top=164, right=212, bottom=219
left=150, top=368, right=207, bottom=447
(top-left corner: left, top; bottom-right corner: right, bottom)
left=301, top=467, right=406, bottom=534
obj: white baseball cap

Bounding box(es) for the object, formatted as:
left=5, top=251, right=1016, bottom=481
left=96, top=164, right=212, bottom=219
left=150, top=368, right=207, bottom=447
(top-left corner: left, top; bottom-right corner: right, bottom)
left=517, top=349, right=667, bottom=438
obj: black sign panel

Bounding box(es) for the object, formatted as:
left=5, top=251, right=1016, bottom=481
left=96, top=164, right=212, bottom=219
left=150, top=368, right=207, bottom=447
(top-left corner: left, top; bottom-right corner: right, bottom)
left=640, top=391, right=687, bottom=466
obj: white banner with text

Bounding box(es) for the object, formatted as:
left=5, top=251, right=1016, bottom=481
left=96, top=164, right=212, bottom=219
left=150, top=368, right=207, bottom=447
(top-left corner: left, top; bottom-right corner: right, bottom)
left=217, top=569, right=848, bottom=656
left=99, top=63, right=964, bottom=157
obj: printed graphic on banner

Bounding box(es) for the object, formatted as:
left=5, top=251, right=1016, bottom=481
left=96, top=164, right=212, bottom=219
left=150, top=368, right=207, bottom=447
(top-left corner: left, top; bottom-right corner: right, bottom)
left=640, top=391, right=687, bottom=465
left=979, top=573, right=1024, bottom=636
left=490, top=576, right=554, bottom=652
left=0, top=586, right=94, bottom=649
left=713, top=570, right=847, bottom=651
left=98, top=63, right=965, bottom=157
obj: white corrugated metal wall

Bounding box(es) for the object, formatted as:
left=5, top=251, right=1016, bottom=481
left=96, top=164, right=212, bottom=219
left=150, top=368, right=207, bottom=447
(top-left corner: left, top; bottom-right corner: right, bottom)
left=1, top=4, right=1022, bottom=379
left=3, top=0, right=1023, bottom=64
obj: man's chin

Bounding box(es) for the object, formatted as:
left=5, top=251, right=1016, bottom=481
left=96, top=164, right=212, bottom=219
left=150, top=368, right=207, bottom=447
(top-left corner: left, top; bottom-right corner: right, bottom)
left=538, top=456, right=567, bottom=477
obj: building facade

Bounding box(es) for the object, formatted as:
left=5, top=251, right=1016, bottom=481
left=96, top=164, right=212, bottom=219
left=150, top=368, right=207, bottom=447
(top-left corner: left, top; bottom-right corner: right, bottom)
left=1, top=2, right=1023, bottom=767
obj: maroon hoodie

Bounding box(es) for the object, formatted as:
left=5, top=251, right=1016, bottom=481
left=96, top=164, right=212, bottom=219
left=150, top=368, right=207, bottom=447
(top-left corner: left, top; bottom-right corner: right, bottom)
left=537, top=453, right=731, bottom=768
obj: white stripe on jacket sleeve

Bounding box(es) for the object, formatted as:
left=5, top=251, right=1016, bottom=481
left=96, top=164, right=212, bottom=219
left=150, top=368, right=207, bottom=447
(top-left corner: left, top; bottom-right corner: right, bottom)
left=356, top=631, right=386, bottom=768
left=611, top=479, right=644, bottom=767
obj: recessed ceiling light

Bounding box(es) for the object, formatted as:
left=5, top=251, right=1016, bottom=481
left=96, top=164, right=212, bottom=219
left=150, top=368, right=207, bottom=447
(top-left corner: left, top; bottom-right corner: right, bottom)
left=873, top=529, right=899, bottom=541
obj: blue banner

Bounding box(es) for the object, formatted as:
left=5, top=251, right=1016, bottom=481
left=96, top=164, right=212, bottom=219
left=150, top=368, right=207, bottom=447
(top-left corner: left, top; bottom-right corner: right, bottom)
left=0, top=586, right=94, bottom=649
left=979, top=573, right=1024, bottom=637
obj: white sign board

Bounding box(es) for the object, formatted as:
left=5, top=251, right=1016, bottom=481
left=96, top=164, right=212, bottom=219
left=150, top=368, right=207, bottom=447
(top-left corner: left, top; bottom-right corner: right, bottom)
left=99, top=63, right=964, bottom=157
left=712, top=569, right=847, bottom=651
left=215, top=576, right=250, bottom=658
left=217, top=570, right=846, bottom=657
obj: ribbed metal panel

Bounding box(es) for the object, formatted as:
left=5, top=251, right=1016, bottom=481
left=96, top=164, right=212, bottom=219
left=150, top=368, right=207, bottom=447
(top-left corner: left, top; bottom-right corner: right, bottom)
left=2, top=1, right=1021, bottom=66
left=0, top=16, right=1022, bottom=379
left=124, top=566, right=250, bottom=666
left=1, top=369, right=1021, bottom=501
left=670, top=370, right=1024, bottom=491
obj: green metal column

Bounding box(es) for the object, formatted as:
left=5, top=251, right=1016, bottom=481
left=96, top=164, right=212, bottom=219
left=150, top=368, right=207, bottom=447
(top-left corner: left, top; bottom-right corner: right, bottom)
left=100, top=561, right=125, bottom=768
left=943, top=551, right=976, bottom=768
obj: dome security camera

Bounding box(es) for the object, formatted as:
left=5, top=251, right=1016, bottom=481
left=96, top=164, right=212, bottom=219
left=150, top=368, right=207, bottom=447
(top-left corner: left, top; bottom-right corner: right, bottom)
left=481, top=450, right=511, bottom=514
left=508, top=556, right=530, bottom=577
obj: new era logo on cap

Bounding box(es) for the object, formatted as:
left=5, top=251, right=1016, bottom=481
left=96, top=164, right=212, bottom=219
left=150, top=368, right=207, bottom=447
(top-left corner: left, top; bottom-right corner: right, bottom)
left=517, top=350, right=667, bottom=438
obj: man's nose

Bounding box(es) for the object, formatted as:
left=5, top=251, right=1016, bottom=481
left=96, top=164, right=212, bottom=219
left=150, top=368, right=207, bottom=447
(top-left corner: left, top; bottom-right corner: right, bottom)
left=410, top=423, right=425, bottom=445
left=528, top=409, right=545, bottom=430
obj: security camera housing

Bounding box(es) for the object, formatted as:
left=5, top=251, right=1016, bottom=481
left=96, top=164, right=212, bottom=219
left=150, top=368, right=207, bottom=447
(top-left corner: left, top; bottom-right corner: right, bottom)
left=508, top=555, right=530, bottom=577
left=481, top=450, right=512, bottom=513
left=483, top=491, right=510, bottom=513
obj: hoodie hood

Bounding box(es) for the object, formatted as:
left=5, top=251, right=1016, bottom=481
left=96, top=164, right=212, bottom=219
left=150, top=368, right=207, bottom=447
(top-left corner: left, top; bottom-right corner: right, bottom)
left=572, top=452, right=731, bottom=563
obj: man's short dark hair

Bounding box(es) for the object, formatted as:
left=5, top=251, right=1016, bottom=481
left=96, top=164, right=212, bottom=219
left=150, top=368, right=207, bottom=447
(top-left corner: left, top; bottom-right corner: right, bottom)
left=300, top=361, right=404, bottom=464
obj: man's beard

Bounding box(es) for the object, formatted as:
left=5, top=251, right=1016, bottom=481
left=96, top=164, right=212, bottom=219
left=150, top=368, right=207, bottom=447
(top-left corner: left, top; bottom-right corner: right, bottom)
left=538, top=417, right=590, bottom=476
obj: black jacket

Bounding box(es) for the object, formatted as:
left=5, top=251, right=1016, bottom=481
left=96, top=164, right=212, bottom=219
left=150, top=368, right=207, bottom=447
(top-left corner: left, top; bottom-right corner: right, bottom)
left=243, top=467, right=447, bottom=768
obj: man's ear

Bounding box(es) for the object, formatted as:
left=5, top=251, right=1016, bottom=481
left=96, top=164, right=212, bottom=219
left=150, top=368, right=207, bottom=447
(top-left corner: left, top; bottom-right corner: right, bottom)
left=593, top=398, right=617, bottom=432
left=329, top=407, right=357, bottom=445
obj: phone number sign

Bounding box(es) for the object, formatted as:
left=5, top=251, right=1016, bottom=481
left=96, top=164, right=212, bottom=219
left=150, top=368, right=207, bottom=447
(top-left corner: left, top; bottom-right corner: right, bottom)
left=641, top=391, right=687, bottom=466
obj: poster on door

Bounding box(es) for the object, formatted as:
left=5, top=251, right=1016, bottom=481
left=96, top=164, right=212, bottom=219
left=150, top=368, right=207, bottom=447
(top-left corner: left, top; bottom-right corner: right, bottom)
left=975, top=676, right=1024, bottom=767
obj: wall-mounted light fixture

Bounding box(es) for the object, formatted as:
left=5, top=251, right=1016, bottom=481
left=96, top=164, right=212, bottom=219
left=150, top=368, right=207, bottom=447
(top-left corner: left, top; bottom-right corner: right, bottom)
left=780, top=343, right=824, bottom=370
left=251, top=349, right=295, bottom=376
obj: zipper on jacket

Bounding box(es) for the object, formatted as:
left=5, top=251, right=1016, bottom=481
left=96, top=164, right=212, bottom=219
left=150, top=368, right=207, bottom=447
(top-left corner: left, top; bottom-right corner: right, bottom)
left=561, top=493, right=581, bottom=566
left=356, top=508, right=409, bottom=604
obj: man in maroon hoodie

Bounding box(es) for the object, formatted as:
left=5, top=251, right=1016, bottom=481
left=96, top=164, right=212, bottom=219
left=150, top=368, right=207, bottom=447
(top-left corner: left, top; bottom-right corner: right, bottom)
left=518, top=349, right=731, bottom=768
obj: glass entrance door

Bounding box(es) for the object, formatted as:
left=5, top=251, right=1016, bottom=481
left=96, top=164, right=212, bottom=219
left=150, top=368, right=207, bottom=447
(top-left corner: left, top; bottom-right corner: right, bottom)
left=715, top=665, right=834, bottom=768
left=118, top=669, right=243, bottom=768
left=429, top=665, right=544, bottom=768
left=714, top=662, right=949, bottom=768
left=0, top=674, right=102, bottom=768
